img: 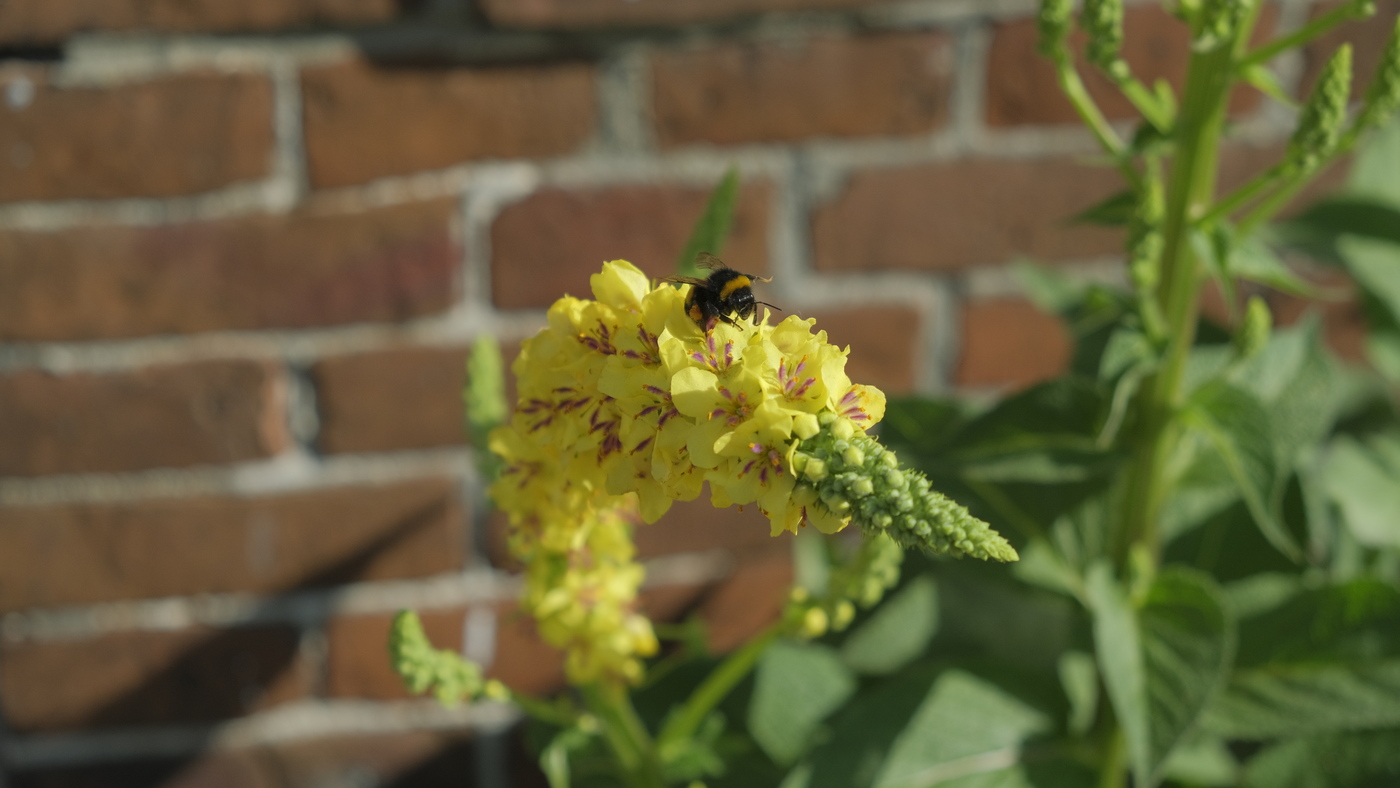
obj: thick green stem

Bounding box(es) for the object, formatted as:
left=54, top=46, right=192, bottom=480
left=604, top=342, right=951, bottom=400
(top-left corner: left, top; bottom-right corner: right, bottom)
left=1097, top=727, right=1128, bottom=788
left=1116, top=27, right=1247, bottom=563
left=657, top=624, right=780, bottom=753
left=581, top=682, right=666, bottom=788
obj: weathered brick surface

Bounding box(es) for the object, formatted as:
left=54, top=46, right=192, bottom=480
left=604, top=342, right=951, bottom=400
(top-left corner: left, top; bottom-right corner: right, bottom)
left=479, top=0, right=887, bottom=29
left=954, top=298, right=1072, bottom=389
left=325, top=604, right=568, bottom=699
left=0, top=0, right=398, bottom=43
left=804, top=304, right=922, bottom=394
left=633, top=499, right=782, bottom=559
left=0, top=201, right=459, bottom=342
left=491, top=181, right=772, bottom=308
left=698, top=545, right=793, bottom=653
left=301, top=59, right=596, bottom=189
left=0, top=478, right=465, bottom=613
left=1302, top=0, right=1400, bottom=97
left=7, top=731, right=550, bottom=788
left=812, top=158, right=1123, bottom=272
left=313, top=346, right=470, bottom=454
left=651, top=32, right=954, bottom=148
left=985, top=3, right=1269, bottom=127
left=1, top=625, right=309, bottom=732
left=0, top=66, right=273, bottom=202
left=0, top=361, right=288, bottom=477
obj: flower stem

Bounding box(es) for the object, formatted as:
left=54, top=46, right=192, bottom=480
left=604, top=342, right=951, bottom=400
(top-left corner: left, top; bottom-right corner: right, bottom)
left=1237, top=0, right=1371, bottom=71
left=1052, top=57, right=1142, bottom=189
left=656, top=624, right=780, bottom=753
left=580, top=682, right=666, bottom=788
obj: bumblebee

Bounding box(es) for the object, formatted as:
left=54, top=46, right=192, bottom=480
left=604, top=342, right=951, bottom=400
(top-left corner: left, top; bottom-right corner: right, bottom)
left=664, top=253, right=779, bottom=328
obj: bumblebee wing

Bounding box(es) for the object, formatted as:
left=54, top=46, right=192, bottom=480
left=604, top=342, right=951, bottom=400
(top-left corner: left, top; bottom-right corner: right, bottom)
left=695, top=252, right=729, bottom=271
left=660, top=275, right=710, bottom=286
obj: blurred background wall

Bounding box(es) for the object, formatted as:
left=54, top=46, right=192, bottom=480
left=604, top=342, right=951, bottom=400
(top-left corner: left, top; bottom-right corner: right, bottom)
left=0, top=0, right=1390, bottom=785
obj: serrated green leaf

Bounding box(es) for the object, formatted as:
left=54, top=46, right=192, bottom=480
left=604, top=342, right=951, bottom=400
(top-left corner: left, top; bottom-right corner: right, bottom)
left=749, top=641, right=857, bottom=765
left=1182, top=381, right=1303, bottom=562
left=1068, top=189, right=1137, bottom=227
left=1321, top=433, right=1400, bottom=549
left=872, top=671, right=1054, bottom=788
left=1242, top=729, right=1400, bottom=788
left=1087, top=566, right=1235, bottom=788
left=1339, top=234, right=1400, bottom=326
left=676, top=166, right=741, bottom=278
left=840, top=575, right=939, bottom=675
left=1229, top=235, right=1320, bottom=297
left=1208, top=661, right=1400, bottom=739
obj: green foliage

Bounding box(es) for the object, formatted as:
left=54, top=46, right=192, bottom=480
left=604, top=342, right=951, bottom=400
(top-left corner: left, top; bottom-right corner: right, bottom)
left=675, top=166, right=741, bottom=278
left=388, top=610, right=487, bottom=705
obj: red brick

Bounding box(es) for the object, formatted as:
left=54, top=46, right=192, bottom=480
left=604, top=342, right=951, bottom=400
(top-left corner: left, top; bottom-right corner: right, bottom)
left=313, top=346, right=470, bottom=454
left=0, top=200, right=459, bottom=342
left=325, top=604, right=567, bottom=699
left=0, top=478, right=466, bottom=613
left=0, top=66, right=272, bottom=202
left=480, top=0, right=887, bottom=28
left=0, top=0, right=398, bottom=43
left=805, top=304, right=922, bottom=394
left=0, top=625, right=309, bottom=732
left=651, top=32, right=954, bottom=148
left=985, top=4, right=1271, bottom=128
left=812, top=158, right=1123, bottom=273
left=633, top=499, right=783, bottom=559
left=954, top=298, right=1072, bottom=389
left=0, top=360, right=288, bottom=477
left=491, top=181, right=772, bottom=308
left=301, top=59, right=596, bottom=189
left=1301, top=1, right=1400, bottom=98
left=698, top=545, right=792, bottom=653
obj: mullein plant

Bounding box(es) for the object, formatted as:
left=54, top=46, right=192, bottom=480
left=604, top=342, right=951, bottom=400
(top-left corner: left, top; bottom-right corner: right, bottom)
left=390, top=180, right=1014, bottom=783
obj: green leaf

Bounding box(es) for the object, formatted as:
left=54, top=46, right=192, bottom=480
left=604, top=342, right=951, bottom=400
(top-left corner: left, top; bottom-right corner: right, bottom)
left=1320, top=433, right=1400, bottom=549
left=871, top=671, right=1054, bottom=788
left=1068, top=189, right=1136, bottom=227
left=1087, top=566, right=1235, bottom=788
left=541, top=727, right=597, bottom=788
left=1243, top=729, right=1400, bottom=788
left=1192, top=226, right=1238, bottom=320
left=1348, top=118, right=1400, bottom=207
left=1058, top=651, right=1099, bottom=736
left=1339, top=234, right=1400, bottom=326
left=1208, top=661, right=1400, bottom=739
left=1229, top=235, right=1320, bottom=297
left=1160, top=734, right=1239, bottom=787
left=748, top=641, right=857, bottom=765
left=1182, top=381, right=1303, bottom=562
left=840, top=575, right=939, bottom=675
left=676, top=166, right=741, bottom=278
left=1240, top=63, right=1298, bottom=108
left=1285, top=197, right=1400, bottom=248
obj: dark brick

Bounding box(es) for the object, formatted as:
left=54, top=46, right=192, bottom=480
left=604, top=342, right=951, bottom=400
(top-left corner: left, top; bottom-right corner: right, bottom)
left=954, top=298, right=1072, bottom=389
left=812, top=157, right=1123, bottom=272
left=313, top=346, right=470, bottom=454
left=0, top=66, right=272, bottom=202
left=0, top=0, right=399, bottom=44
left=302, top=59, right=596, bottom=189
left=0, top=200, right=459, bottom=342
left=479, top=0, right=888, bottom=29
left=0, top=361, right=288, bottom=477
left=0, top=478, right=466, bottom=612
left=491, top=181, right=772, bottom=308
left=804, top=304, right=922, bottom=395
left=1, top=625, right=309, bottom=732
left=651, top=32, right=954, bottom=147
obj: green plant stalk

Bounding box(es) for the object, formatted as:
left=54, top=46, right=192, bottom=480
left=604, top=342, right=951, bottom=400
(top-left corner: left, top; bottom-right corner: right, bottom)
left=1237, top=0, right=1370, bottom=70
left=1199, top=162, right=1285, bottom=226
left=1116, top=2, right=1259, bottom=571
left=1053, top=57, right=1142, bottom=189
left=580, top=682, right=666, bottom=788
left=656, top=623, right=781, bottom=752
left=1108, top=67, right=1174, bottom=132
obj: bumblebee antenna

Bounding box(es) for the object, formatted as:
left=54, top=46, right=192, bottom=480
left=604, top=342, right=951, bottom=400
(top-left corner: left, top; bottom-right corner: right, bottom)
left=756, top=301, right=782, bottom=312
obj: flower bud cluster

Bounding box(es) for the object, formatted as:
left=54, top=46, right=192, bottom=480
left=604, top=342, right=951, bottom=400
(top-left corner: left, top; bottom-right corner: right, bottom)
left=1082, top=0, right=1125, bottom=73
left=1357, top=17, right=1400, bottom=132
left=789, top=414, right=1018, bottom=562
left=783, top=532, right=905, bottom=639
left=1037, top=0, right=1074, bottom=59
left=390, top=610, right=501, bottom=705
left=1288, top=44, right=1353, bottom=173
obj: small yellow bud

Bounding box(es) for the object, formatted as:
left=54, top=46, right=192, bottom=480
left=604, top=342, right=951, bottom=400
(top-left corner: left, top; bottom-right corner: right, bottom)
left=793, top=412, right=821, bottom=440
left=802, top=607, right=830, bottom=638
left=832, top=601, right=856, bottom=631
left=483, top=680, right=510, bottom=701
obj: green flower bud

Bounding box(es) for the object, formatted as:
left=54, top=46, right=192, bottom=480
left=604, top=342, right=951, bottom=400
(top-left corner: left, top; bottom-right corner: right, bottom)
left=830, top=418, right=855, bottom=441
left=803, top=457, right=828, bottom=481
left=793, top=412, right=822, bottom=440
left=1289, top=44, right=1353, bottom=172
left=852, top=477, right=875, bottom=497
left=842, top=446, right=866, bottom=468
left=1357, top=17, right=1400, bottom=131
left=1038, top=0, right=1074, bottom=59
left=1198, top=0, right=1249, bottom=47
left=1236, top=295, right=1272, bottom=359
left=802, top=607, right=830, bottom=638
left=1082, top=0, right=1125, bottom=72
left=832, top=601, right=856, bottom=631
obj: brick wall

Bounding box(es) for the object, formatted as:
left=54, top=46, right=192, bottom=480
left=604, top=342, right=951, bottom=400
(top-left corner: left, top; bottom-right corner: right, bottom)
left=0, top=0, right=1390, bottom=785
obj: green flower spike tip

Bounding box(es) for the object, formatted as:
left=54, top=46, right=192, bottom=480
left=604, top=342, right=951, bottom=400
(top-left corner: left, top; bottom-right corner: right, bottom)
left=1082, top=0, right=1126, bottom=73
left=1289, top=44, right=1353, bottom=173
left=1037, top=0, right=1074, bottom=60
left=1357, top=17, right=1400, bottom=132
left=389, top=610, right=487, bottom=706
left=790, top=414, right=1019, bottom=563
